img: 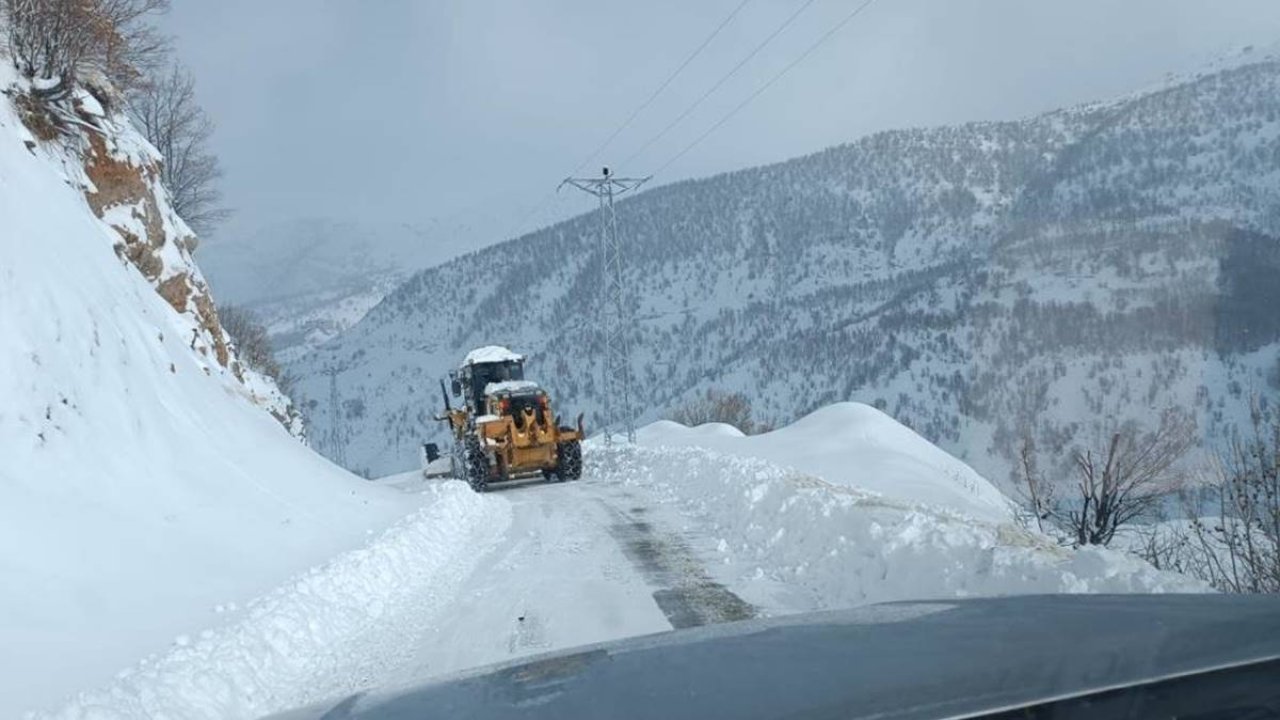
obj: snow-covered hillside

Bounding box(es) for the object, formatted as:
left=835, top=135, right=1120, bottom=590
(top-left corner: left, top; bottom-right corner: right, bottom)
left=0, top=67, right=416, bottom=716
left=295, top=57, right=1280, bottom=481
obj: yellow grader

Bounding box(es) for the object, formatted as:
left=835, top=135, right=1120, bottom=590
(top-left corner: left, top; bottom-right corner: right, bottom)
left=438, top=346, right=584, bottom=492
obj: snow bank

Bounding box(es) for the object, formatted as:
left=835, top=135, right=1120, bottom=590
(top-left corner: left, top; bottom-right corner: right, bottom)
left=594, top=444, right=1207, bottom=613
left=639, top=403, right=1015, bottom=523
left=31, top=482, right=510, bottom=720
left=0, top=70, right=413, bottom=715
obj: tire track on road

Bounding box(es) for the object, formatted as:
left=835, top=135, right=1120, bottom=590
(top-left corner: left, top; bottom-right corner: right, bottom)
left=602, top=494, right=755, bottom=629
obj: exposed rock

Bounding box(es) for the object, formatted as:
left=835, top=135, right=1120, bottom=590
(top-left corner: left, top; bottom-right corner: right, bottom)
left=13, top=78, right=300, bottom=435
left=82, top=127, right=233, bottom=370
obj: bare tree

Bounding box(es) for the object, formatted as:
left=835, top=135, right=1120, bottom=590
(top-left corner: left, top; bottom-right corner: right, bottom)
left=670, top=389, right=758, bottom=434
left=128, top=63, right=229, bottom=236
left=2, top=0, right=169, bottom=95
left=1184, top=399, right=1280, bottom=593
left=95, top=0, right=170, bottom=88
left=1015, top=434, right=1054, bottom=534
left=1062, top=409, right=1195, bottom=546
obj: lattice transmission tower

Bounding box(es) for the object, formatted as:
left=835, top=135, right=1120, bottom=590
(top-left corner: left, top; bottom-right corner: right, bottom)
left=324, top=365, right=348, bottom=466
left=559, top=167, right=650, bottom=443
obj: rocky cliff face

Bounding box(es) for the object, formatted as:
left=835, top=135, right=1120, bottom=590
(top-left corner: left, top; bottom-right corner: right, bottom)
left=10, top=73, right=301, bottom=433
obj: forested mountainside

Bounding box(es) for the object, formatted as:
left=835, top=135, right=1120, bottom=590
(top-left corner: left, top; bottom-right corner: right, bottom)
left=294, top=58, right=1280, bottom=481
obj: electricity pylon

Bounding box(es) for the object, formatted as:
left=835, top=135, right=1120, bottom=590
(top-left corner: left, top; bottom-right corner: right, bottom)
left=324, top=365, right=348, bottom=466
left=559, top=167, right=650, bottom=443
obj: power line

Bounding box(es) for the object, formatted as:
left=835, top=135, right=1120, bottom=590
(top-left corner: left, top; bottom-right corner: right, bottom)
left=569, top=0, right=753, bottom=177
left=653, top=0, right=878, bottom=177
left=621, top=0, right=819, bottom=169
left=505, top=0, right=752, bottom=243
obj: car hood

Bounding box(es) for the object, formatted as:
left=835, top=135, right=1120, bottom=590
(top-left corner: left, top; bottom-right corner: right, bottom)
left=266, top=594, right=1280, bottom=720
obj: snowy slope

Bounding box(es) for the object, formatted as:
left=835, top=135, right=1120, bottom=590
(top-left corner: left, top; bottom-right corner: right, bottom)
left=0, top=70, right=415, bottom=716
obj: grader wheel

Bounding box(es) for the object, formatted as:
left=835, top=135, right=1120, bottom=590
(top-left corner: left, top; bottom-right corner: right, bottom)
left=465, top=437, right=489, bottom=493
left=557, top=440, right=583, bottom=481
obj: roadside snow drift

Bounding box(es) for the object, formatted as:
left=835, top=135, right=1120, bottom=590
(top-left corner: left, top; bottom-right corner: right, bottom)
left=0, top=75, right=414, bottom=715
left=625, top=407, right=1206, bottom=611
left=640, top=403, right=1015, bottom=523
left=34, top=482, right=509, bottom=720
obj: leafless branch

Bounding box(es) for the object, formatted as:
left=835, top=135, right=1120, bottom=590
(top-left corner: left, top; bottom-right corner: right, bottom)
left=127, top=62, right=230, bottom=236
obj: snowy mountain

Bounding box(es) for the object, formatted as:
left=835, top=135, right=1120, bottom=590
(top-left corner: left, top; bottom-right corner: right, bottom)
left=198, top=216, right=495, bottom=363
left=0, top=64, right=415, bottom=715
left=295, top=58, right=1280, bottom=481
left=5, top=20, right=1252, bottom=720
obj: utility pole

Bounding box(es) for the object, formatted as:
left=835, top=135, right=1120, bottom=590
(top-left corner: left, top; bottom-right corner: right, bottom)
left=560, top=167, right=650, bottom=443
left=325, top=365, right=348, bottom=466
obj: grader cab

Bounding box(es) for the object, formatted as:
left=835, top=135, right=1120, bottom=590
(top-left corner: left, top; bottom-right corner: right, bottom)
left=439, top=346, right=584, bottom=492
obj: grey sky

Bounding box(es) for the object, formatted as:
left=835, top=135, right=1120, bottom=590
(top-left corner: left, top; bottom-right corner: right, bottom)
left=164, top=0, right=1280, bottom=248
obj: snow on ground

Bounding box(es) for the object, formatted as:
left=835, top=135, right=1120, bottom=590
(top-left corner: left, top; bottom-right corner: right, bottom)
left=27, top=408, right=1208, bottom=720
left=32, top=482, right=508, bottom=720
left=0, top=72, right=416, bottom=716
left=607, top=437, right=1207, bottom=613
left=639, top=403, right=1016, bottom=524
left=373, top=478, right=678, bottom=691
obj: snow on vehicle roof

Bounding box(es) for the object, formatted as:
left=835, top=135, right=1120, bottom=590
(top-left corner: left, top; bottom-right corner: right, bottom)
left=462, top=345, right=524, bottom=366
left=485, top=380, right=541, bottom=395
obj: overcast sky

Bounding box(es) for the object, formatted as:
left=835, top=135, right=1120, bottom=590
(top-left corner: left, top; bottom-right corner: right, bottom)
left=164, top=0, right=1280, bottom=248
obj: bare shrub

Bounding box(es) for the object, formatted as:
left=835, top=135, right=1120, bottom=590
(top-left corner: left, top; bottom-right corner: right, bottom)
left=12, top=89, right=61, bottom=139
left=218, top=304, right=283, bottom=384
left=1063, top=409, right=1195, bottom=546
left=670, top=389, right=757, bottom=434
left=1017, top=408, right=1195, bottom=546
left=1183, top=399, right=1280, bottom=592
left=3, top=0, right=169, bottom=94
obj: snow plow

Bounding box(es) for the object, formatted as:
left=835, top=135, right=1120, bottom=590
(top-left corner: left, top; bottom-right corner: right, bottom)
left=438, top=346, right=584, bottom=492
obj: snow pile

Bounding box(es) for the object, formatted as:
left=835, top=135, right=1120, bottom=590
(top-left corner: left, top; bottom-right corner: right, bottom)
left=639, top=403, right=1015, bottom=523
left=612, top=408, right=1206, bottom=611
left=0, top=68, right=414, bottom=716
left=33, top=482, right=510, bottom=720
